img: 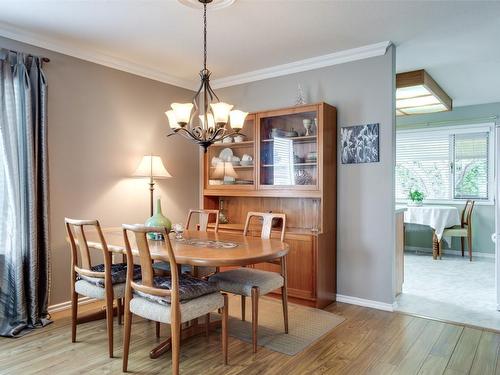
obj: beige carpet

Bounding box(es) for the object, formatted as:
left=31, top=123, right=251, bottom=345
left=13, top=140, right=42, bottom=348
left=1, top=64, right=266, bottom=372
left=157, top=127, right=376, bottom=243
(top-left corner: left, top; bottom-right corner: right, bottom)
left=216, top=296, right=345, bottom=356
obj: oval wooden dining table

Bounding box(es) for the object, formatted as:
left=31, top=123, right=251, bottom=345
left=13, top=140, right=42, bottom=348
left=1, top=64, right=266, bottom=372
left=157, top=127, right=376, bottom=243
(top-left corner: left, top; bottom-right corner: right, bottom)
left=82, top=227, right=289, bottom=358
left=85, top=227, right=289, bottom=267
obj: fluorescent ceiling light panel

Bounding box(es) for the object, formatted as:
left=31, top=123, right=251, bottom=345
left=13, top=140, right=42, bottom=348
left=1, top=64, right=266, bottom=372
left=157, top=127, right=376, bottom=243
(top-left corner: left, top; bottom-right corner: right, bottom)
left=395, top=70, right=452, bottom=116
left=396, top=85, right=430, bottom=99
left=399, top=103, right=448, bottom=115
left=396, top=95, right=441, bottom=109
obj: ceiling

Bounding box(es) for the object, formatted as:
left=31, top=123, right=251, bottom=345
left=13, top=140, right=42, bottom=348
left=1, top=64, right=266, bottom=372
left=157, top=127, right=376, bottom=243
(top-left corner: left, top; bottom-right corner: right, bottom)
left=0, top=1, right=499, bottom=107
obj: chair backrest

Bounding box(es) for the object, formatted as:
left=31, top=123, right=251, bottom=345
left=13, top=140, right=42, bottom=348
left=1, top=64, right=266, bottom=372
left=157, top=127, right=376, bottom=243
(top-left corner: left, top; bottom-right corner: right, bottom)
left=185, top=209, right=220, bottom=232
left=65, top=218, right=111, bottom=281
left=122, top=224, right=178, bottom=304
left=243, top=211, right=286, bottom=242
left=462, top=200, right=475, bottom=227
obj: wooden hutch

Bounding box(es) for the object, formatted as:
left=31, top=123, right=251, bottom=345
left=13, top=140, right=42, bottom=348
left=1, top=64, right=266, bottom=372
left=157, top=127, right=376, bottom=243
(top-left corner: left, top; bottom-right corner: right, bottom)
left=202, top=102, right=337, bottom=308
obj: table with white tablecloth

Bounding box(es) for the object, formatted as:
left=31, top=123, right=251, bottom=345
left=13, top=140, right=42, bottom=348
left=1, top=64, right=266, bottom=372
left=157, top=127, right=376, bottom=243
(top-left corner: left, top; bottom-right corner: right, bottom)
left=404, top=205, right=461, bottom=259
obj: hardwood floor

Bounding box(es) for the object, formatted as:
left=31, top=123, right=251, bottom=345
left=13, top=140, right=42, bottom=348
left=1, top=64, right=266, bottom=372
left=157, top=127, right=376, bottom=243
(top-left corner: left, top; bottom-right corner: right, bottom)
left=0, top=299, right=499, bottom=374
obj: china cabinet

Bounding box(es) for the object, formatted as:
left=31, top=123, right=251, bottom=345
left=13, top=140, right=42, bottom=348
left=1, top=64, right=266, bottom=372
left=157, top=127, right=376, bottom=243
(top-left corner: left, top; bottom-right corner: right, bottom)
left=201, top=103, right=337, bottom=308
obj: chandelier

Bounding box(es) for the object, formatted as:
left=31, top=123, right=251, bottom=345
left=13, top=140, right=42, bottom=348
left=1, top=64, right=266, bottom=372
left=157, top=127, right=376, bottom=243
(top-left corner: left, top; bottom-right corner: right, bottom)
left=165, top=0, right=248, bottom=152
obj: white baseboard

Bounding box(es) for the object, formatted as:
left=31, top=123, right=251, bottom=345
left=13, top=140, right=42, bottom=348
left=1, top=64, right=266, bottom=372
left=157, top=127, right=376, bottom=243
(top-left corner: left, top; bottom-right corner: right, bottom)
left=336, top=294, right=396, bottom=312
left=48, top=296, right=97, bottom=314
left=405, top=246, right=495, bottom=259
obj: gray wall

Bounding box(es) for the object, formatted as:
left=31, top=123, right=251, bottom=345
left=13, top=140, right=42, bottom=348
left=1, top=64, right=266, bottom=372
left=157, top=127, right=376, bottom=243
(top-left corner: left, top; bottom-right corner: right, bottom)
left=397, top=102, right=500, bottom=255
left=218, top=46, right=396, bottom=304
left=0, top=36, right=199, bottom=305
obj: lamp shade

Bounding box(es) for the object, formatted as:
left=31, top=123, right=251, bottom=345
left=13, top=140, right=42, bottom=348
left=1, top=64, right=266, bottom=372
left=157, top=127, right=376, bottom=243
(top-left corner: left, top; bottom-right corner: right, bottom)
left=171, top=103, right=193, bottom=125
left=212, top=162, right=238, bottom=179
left=229, top=110, right=248, bottom=130
left=210, top=102, right=233, bottom=125
left=165, top=110, right=181, bottom=129
left=199, top=113, right=215, bottom=129
left=133, top=155, right=172, bottom=179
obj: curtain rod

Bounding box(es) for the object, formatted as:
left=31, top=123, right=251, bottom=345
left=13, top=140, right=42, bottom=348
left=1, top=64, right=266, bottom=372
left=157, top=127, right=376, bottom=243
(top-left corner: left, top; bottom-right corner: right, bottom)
left=7, top=48, right=50, bottom=63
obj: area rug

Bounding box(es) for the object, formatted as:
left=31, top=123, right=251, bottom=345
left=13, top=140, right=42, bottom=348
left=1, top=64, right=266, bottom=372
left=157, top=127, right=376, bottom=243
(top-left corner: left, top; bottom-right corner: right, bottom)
left=216, top=296, right=345, bottom=356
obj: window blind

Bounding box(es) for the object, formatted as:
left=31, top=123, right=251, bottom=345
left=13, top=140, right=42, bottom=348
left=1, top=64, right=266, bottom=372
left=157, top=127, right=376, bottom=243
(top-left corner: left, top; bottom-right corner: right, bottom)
left=396, top=127, right=491, bottom=202
left=396, top=133, right=450, bottom=200
left=453, top=132, right=489, bottom=199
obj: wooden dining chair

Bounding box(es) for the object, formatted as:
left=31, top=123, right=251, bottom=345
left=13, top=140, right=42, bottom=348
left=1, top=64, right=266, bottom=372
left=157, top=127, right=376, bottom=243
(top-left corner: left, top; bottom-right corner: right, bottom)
left=186, top=209, right=220, bottom=232
left=210, top=211, right=288, bottom=353
left=442, top=200, right=475, bottom=261
left=122, top=224, right=228, bottom=375
left=65, top=218, right=141, bottom=358
left=153, top=209, right=220, bottom=276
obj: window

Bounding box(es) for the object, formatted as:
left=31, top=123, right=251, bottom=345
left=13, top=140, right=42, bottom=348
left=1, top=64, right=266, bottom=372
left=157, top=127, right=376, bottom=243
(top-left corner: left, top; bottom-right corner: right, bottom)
left=396, top=124, right=493, bottom=202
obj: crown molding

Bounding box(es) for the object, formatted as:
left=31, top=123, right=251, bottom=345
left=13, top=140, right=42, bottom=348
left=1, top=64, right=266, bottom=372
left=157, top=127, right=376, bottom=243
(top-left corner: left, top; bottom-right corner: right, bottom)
left=0, top=22, right=390, bottom=91
left=0, top=22, right=196, bottom=90
left=211, top=41, right=392, bottom=89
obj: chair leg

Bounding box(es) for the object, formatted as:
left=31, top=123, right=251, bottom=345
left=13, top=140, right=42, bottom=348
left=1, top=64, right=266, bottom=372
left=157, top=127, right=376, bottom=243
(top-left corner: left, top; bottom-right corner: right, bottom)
left=117, top=298, right=122, bottom=325
left=251, top=286, right=259, bottom=353
left=222, top=293, right=228, bottom=365
left=155, top=322, right=161, bottom=338
left=171, top=320, right=181, bottom=375
left=281, top=286, right=289, bottom=334
left=71, top=290, right=78, bottom=343
left=205, top=313, right=210, bottom=337
left=468, top=236, right=472, bottom=262
left=461, top=237, right=465, bottom=257
left=241, top=295, right=246, bottom=321
left=105, top=289, right=114, bottom=358
left=122, top=305, right=132, bottom=372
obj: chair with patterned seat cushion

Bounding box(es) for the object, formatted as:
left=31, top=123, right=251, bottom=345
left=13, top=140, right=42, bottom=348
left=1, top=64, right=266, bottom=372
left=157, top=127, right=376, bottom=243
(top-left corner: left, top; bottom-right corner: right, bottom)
left=442, top=200, right=475, bottom=261
left=65, top=218, right=141, bottom=357
left=122, top=224, right=228, bottom=375
left=209, top=211, right=288, bottom=353
left=153, top=208, right=220, bottom=277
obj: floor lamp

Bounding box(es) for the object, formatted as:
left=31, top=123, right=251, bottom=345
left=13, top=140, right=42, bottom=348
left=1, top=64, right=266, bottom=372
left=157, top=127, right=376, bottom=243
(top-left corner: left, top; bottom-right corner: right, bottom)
left=133, top=155, right=172, bottom=216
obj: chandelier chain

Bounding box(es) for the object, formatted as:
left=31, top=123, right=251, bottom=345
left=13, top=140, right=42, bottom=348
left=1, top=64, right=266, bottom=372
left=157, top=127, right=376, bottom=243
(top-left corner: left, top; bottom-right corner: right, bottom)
left=203, top=3, right=207, bottom=71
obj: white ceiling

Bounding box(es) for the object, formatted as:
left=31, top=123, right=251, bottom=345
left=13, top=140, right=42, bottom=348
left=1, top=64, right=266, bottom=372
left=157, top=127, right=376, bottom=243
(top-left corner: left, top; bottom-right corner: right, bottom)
left=0, top=1, right=499, bottom=107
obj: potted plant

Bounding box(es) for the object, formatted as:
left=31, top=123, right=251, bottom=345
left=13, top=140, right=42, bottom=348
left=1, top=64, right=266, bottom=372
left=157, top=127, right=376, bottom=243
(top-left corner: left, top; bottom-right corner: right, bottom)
left=408, top=189, right=424, bottom=206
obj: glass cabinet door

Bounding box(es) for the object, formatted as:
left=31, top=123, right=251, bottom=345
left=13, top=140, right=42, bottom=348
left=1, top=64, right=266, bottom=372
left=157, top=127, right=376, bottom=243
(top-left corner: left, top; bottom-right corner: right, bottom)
left=259, top=110, right=318, bottom=188
left=206, top=115, right=255, bottom=189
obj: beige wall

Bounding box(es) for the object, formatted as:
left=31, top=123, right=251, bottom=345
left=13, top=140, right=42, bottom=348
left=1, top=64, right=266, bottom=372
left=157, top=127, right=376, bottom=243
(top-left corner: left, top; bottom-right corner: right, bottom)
left=0, top=36, right=199, bottom=305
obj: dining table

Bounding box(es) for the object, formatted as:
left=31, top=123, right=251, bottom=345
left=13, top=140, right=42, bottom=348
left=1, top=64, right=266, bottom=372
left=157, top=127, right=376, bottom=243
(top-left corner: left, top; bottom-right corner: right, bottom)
left=82, top=227, right=289, bottom=359
left=404, top=205, right=461, bottom=259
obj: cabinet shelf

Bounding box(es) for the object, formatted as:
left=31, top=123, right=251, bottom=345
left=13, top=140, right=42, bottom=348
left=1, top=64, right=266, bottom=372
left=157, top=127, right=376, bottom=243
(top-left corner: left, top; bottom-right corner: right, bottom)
left=210, top=140, right=254, bottom=148
left=210, top=165, right=254, bottom=169
left=262, top=135, right=317, bottom=143
left=262, top=162, right=317, bottom=167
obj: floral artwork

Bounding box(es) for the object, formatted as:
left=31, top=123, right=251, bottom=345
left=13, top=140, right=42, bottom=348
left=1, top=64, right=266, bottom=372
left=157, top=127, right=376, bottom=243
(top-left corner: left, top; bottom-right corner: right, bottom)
left=340, top=123, right=380, bottom=164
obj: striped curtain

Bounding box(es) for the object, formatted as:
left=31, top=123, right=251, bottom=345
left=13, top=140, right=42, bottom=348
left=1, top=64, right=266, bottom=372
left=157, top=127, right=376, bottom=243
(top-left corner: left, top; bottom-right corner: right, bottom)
left=0, top=49, right=50, bottom=337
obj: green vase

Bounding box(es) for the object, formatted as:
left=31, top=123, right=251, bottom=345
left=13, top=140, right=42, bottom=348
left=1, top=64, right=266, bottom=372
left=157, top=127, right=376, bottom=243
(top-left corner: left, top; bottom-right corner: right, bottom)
left=145, top=198, right=172, bottom=240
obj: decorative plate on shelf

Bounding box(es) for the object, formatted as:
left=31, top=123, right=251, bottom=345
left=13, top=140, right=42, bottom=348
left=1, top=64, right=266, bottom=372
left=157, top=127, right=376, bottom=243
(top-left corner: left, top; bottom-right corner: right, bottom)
left=219, top=148, right=234, bottom=162
left=295, top=169, right=313, bottom=185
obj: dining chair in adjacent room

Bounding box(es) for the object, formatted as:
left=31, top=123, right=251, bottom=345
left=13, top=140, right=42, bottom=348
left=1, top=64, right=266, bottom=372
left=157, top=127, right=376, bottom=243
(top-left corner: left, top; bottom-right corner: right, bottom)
left=122, top=224, right=228, bottom=375
left=209, top=211, right=288, bottom=353
left=442, top=200, right=475, bottom=261
left=65, top=218, right=141, bottom=357
left=153, top=209, right=220, bottom=276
